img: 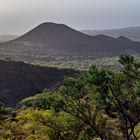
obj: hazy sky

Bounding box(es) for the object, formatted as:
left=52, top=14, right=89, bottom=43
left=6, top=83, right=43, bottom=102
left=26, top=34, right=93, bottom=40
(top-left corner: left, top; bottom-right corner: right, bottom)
left=0, top=0, right=140, bottom=35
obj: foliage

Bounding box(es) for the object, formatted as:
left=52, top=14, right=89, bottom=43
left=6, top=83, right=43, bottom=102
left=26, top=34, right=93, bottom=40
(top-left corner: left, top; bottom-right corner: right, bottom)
left=1, top=55, right=140, bottom=140
left=0, top=102, right=12, bottom=120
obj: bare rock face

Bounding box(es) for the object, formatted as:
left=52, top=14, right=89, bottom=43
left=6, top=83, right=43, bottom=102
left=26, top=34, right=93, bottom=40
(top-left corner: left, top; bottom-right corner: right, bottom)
left=0, top=60, right=78, bottom=106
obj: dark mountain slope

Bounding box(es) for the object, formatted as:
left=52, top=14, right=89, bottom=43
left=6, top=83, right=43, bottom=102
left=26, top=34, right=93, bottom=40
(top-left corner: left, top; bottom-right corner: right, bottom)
left=1, top=22, right=140, bottom=65
left=0, top=60, right=78, bottom=106
left=16, top=22, right=90, bottom=44
left=15, top=22, right=95, bottom=52
left=13, top=22, right=140, bottom=55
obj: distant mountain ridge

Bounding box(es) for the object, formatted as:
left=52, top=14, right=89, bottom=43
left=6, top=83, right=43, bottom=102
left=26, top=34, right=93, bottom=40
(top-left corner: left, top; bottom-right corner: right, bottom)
left=82, top=26, right=140, bottom=42
left=1, top=22, right=140, bottom=64
left=16, top=22, right=89, bottom=44
left=14, top=22, right=94, bottom=52
left=12, top=22, right=140, bottom=55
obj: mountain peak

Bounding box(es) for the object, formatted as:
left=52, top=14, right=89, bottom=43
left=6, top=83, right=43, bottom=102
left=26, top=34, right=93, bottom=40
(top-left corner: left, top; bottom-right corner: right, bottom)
left=13, top=22, right=140, bottom=56
left=37, top=22, right=67, bottom=28
left=15, top=22, right=87, bottom=44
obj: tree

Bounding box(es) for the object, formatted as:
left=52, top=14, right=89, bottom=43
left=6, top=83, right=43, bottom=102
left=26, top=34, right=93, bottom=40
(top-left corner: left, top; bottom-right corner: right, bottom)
left=84, top=55, right=140, bottom=140
left=55, top=77, right=120, bottom=139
